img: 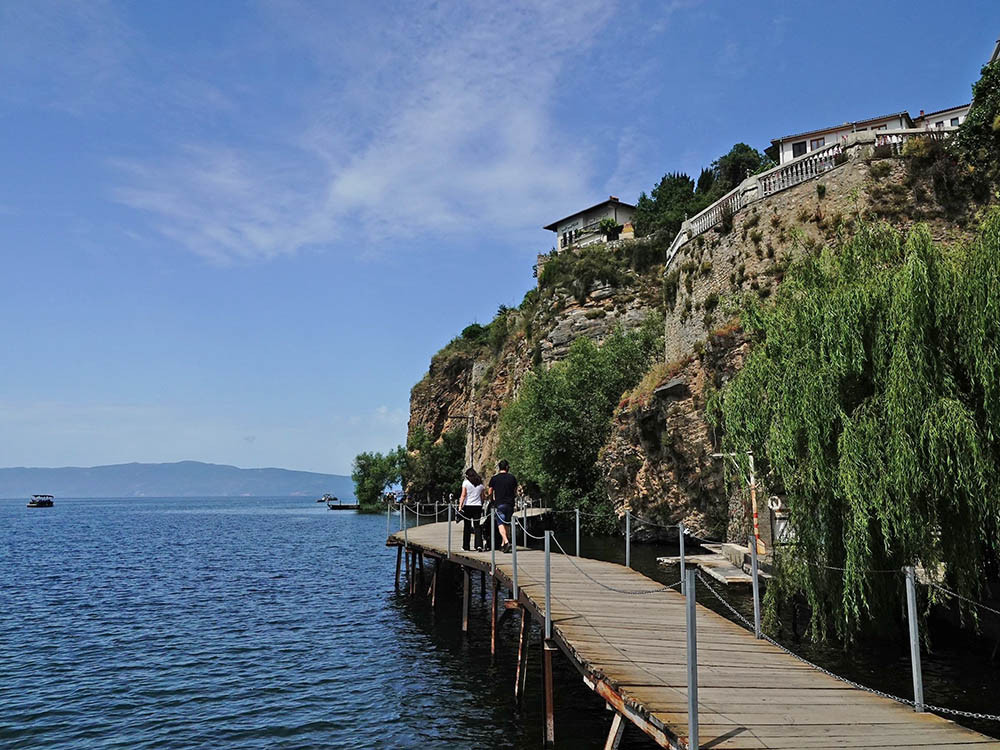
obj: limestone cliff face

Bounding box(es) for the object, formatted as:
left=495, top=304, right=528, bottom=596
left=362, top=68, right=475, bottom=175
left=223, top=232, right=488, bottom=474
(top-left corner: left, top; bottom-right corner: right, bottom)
left=407, top=149, right=978, bottom=538
left=407, top=277, right=663, bottom=475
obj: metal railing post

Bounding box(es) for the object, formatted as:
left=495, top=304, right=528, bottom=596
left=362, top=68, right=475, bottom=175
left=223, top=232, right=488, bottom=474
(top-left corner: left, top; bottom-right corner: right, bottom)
left=750, top=534, right=761, bottom=639
left=491, top=509, right=496, bottom=575
left=403, top=505, right=408, bottom=549
left=512, top=517, right=519, bottom=601
left=386, top=504, right=390, bottom=537
left=905, top=566, right=925, bottom=712
left=435, top=501, right=439, bottom=520
left=544, top=530, right=552, bottom=640
left=575, top=507, right=580, bottom=557
left=679, top=522, right=686, bottom=594
left=447, top=505, right=452, bottom=558
left=685, top=568, right=699, bottom=749
left=625, top=510, right=631, bottom=569
left=398, top=504, right=403, bottom=530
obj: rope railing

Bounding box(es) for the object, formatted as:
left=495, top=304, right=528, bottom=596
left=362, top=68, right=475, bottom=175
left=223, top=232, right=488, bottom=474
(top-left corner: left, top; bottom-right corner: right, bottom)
left=695, top=569, right=1000, bottom=723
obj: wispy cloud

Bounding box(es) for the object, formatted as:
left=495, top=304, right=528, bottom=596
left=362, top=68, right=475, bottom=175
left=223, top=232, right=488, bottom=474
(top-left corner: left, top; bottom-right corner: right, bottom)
left=110, top=1, right=617, bottom=262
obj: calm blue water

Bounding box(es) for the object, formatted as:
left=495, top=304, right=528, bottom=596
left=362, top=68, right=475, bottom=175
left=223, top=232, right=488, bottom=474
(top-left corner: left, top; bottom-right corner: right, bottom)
left=0, top=497, right=648, bottom=749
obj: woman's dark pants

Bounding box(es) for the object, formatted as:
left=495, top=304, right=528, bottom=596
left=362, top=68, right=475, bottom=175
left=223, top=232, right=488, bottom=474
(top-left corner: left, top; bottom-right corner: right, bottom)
left=462, top=505, right=484, bottom=550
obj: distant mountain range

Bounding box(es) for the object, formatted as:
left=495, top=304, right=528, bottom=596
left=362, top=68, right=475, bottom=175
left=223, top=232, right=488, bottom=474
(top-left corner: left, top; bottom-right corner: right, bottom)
left=0, top=461, right=354, bottom=499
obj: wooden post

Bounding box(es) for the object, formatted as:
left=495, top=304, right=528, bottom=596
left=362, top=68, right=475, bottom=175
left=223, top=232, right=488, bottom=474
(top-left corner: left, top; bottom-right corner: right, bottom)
left=749, top=451, right=764, bottom=555
left=430, top=559, right=438, bottom=607
left=480, top=570, right=486, bottom=601
left=542, top=640, right=556, bottom=746
left=462, top=568, right=471, bottom=633
left=604, top=712, right=625, bottom=750
left=394, top=545, right=402, bottom=589
left=491, top=577, right=499, bottom=656
left=404, top=544, right=411, bottom=582
left=515, top=607, right=531, bottom=702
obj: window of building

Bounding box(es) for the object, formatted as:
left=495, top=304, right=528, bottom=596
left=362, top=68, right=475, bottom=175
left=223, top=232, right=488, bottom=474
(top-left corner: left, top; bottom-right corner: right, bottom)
left=810, top=137, right=825, bottom=150
left=951, top=117, right=960, bottom=126
left=935, top=121, right=945, bottom=129
left=792, top=141, right=807, bottom=157
left=873, top=124, right=887, bottom=131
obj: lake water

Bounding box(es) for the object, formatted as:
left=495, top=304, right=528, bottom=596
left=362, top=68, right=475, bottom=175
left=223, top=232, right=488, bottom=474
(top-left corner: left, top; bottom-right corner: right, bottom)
left=2, top=497, right=997, bottom=748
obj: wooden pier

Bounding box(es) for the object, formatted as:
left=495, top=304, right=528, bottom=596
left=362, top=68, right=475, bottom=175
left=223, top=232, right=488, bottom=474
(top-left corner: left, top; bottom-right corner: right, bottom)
left=388, top=518, right=1000, bottom=749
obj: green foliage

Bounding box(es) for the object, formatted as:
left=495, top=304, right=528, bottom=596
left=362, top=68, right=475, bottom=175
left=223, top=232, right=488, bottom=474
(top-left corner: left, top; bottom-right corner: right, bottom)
left=405, top=426, right=467, bottom=501
left=598, top=217, right=621, bottom=240
left=953, top=61, right=1000, bottom=188
left=538, top=244, right=628, bottom=303
left=633, top=144, right=770, bottom=239
left=663, top=269, right=681, bottom=311
left=352, top=447, right=405, bottom=507
left=716, top=212, right=1000, bottom=641
left=497, top=315, right=663, bottom=528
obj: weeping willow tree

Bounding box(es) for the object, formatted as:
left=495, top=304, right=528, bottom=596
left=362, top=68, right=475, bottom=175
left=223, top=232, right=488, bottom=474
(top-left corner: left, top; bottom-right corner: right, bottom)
left=717, top=209, right=1000, bottom=640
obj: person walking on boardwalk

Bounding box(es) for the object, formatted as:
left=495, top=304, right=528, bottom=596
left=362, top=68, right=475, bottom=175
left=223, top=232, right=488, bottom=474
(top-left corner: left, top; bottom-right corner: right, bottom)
left=487, top=460, right=517, bottom=553
left=458, top=468, right=486, bottom=551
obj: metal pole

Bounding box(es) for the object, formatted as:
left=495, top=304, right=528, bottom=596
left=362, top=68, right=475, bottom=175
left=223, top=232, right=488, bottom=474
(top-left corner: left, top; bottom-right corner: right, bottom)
left=447, top=504, right=452, bottom=558
left=512, top=517, right=519, bottom=601
left=685, top=568, right=699, bottom=750
left=625, top=510, right=631, bottom=569
left=435, top=501, right=439, bottom=520
left=386, top=504, right=390, bottom=537
left=750, top=534, right=761, bottom=639
left=679, top=521, right=686, bottom=594
left=575, top=508, right=580, bottom=557
left=544, top=530, right=552, bottom=640
left=905, top=566, right=925, bottom=712
left=403, top=505, right=408, bottom=549
left=491, top=509, right=496, bottom=575
left=398, top=503, right=403, bottom=531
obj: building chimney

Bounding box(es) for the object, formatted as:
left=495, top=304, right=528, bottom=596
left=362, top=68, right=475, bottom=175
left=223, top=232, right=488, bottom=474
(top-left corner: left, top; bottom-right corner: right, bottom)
left=919, top=109, right=925, bottom=117
left=609, top=195, right=619, bottom=201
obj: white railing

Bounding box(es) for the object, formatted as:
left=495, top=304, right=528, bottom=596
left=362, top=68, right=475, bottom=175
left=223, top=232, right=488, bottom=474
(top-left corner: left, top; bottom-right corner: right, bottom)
left=663, top=125, right=961, bottom=269
left=758, top=141, right=843, bottom=197
left=873, top=126, right=954, bottom=156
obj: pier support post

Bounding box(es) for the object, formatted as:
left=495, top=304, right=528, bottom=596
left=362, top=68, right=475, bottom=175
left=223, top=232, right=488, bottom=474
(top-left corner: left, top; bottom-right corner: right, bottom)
left=625, top=510, right=631, bottom=569
left=685, top=568, right=699, bottom=750
left=679, top=522, right=686, bottom=594
left=604, top=712, right=625, bottom=750
left=480, top=570, right=486, bottom=601
left=404, top=545, right=411, bottom=583
left=750, top=534, right=761, bottom=639
left=491, top=577, right=499, bottom=656
left=462, top=568, right=471, bottom=633
left=429, top=559, right=438, bottom=606
left=905, top=566, right=925, bottom=712
left=394, top=545, right=402, bottom=589
left=576, top=507, right=581, bottom=557
left=515, top=607, right=531, bottom=703
left=542, top=640, right=556, bottom=746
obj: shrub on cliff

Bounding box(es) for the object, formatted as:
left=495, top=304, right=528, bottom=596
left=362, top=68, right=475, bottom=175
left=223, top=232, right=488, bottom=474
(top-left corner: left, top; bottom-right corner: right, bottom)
left=497, top=314, right=663, bottom=527
left=715, top=211, right=1000, bottom=641
left=953, top=60, right=1000, bottom=189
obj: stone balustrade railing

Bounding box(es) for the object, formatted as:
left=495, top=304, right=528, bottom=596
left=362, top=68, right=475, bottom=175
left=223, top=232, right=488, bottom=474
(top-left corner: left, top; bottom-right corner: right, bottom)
left=663, top=126, right=959, bottom=269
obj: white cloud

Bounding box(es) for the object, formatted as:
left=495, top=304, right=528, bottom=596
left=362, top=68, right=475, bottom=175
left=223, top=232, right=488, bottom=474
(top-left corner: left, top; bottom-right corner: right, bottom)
left=110, top=1, right=617, bottom=262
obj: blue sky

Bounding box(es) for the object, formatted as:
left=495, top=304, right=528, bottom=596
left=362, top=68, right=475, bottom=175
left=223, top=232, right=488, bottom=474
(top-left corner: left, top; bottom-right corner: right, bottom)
left=1, top=1, right=995, bottom=474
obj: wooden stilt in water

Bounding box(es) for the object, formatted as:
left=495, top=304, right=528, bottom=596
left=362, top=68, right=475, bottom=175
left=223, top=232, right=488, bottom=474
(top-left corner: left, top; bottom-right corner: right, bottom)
left=480, top=570, right=486, bottom=601
left=394, top=545, right=402, bottom=589
left=491, top=577, right=498, bottom=656
left=515, top=607, right=531, bottom=703
left=542, top=640, right=556, bottom=746
left=429, top=559, right=438, bottom=606
left=603, top=712, right=625, bottom=750
left=404, top=546, right=411, bottom=583
left=462, top=568, right=471, bottom=633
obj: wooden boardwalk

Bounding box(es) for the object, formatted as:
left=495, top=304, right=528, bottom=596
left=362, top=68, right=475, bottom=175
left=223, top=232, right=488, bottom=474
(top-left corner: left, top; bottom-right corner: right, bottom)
left=389, top=519, right=1000, bottom=749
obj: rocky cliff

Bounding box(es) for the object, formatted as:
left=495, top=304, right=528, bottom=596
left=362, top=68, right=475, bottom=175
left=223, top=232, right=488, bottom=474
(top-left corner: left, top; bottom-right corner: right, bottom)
left=408, top=145, right=980, bottom=539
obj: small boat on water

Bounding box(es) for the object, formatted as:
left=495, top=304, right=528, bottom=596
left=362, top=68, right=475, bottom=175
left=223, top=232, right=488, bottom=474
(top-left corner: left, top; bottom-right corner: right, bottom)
left=27, top=494, right=54, bottom=508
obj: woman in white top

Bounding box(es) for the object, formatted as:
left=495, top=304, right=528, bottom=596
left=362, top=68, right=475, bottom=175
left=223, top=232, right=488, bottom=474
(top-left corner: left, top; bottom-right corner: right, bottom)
left=458, top=467, right=486, bottom=551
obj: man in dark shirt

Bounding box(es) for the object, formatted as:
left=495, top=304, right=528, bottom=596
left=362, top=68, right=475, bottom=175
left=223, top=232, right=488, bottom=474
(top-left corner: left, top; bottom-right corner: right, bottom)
left=487, top=460, right=517, bottom=553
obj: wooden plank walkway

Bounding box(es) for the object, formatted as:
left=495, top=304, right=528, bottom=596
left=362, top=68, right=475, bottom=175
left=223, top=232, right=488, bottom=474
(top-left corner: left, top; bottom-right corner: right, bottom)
left=389, top=519, right=1000, bottom=749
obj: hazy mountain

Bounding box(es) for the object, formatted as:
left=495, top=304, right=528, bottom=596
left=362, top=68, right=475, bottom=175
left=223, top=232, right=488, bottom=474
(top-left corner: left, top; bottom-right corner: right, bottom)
left=0, top=461, right=354, bottom=499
